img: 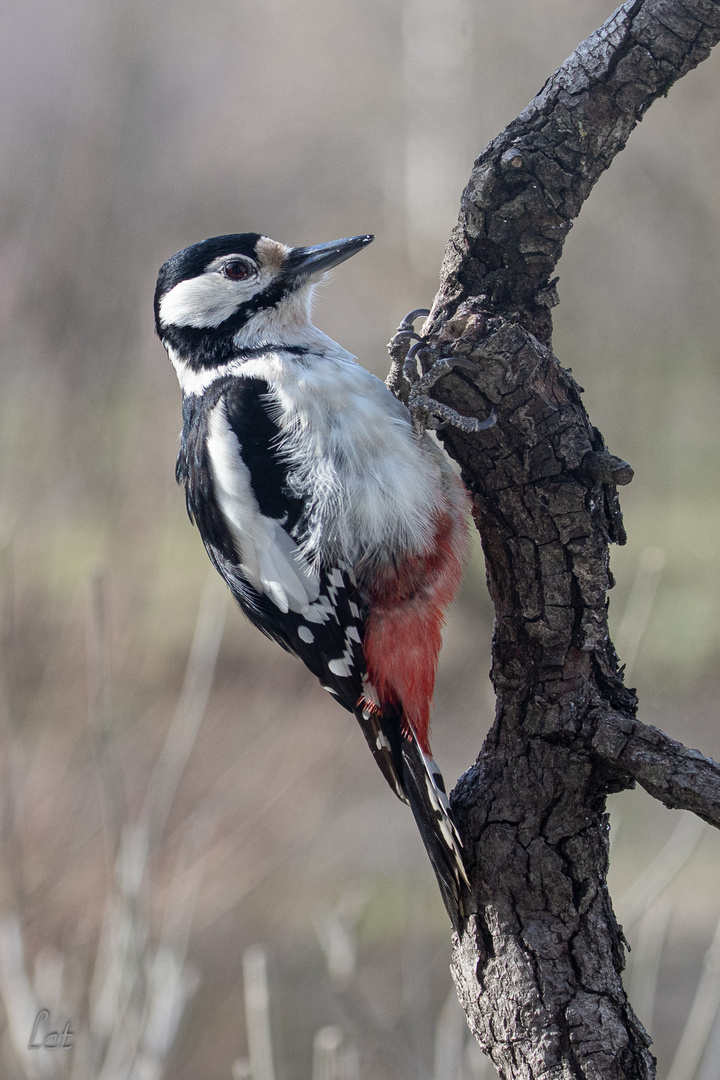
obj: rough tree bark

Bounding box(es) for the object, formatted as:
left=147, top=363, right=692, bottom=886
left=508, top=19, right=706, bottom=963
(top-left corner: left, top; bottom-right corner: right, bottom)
left=394, top=2, right=720, bottom=1077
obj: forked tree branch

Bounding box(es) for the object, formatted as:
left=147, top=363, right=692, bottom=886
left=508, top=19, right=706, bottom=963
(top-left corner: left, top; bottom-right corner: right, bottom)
left=397, top=1, right=720, bottom=1077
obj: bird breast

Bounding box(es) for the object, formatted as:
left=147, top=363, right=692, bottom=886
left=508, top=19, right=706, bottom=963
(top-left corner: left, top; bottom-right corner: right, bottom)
left=243, top=346, right=452, bottom=571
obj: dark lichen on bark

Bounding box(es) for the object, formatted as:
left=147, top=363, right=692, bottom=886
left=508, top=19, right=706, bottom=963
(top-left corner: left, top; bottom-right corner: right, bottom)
left=400, top=1, right=720, bottom=1077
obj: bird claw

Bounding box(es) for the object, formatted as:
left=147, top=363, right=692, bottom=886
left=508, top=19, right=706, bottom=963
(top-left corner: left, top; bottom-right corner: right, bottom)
left=388, top=310, right=430, bottom=358
left=445, top=356, right=476, bottom=375
left=414, top=397, right=497, bottom=434
left=387, top=309, right=496, bottom=436
left=404, top=350, right=496, bottom=435
left=397, top=308, right=430, bottom=333
left=387, top=312, right=429, bottom=404
left=402, top=340, right=427, bottom=386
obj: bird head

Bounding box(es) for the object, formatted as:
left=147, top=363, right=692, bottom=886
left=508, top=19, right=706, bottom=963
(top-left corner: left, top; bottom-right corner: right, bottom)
left=154, top=232, right=374, bottom=367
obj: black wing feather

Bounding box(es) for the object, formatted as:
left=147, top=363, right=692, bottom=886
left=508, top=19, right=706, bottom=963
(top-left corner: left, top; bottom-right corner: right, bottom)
left=179, top=376, right=368, bottom=702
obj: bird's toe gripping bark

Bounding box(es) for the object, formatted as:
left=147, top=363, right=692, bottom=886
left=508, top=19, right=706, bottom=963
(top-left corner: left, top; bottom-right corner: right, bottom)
left=387, top=308, right=496, bottom=435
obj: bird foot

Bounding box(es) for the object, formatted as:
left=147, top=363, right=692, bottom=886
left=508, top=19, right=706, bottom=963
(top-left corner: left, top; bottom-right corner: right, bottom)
left=387, top=309, right=430, bottom=404
left=388, top=309, right=496, bottom=435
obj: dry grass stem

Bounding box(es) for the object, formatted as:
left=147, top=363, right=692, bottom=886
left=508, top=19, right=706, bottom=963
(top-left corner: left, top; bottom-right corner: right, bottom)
left=139, top=573, right=228, bottom=853
left=242, top=947, right=276, bottom=1080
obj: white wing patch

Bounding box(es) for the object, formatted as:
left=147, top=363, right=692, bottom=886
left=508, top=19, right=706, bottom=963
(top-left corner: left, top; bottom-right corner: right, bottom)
left=206, top=400, right=321, bottom=614
left=327, top=624, right=361, bottom=678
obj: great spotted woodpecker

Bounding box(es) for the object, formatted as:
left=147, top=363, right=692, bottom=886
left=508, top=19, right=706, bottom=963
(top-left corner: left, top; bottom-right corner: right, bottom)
left=154, top=233, right=472, bottom=928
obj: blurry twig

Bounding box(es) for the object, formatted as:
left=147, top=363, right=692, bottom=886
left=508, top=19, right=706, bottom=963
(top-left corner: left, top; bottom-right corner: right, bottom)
left=313, top=1019, right=362, bottom=1080
left=88, top=572, right=126, bottom=866
left=618, top=814, right=705, bottom=1054
left=617, top=812, right=715, bottom=1075
left=315, top=883, right=372, bottom=984
left=0, top=544, right=57, bottom=1080
left=312, top=1026, right=360, bottom=1080
left=312, top=1026, right=344, bottom=1080
left=122, top=832, right=204, bottom=1080
left=235, top=959, right=362, bottom=1080
left=88, top=820, right=205, bottom=1080
left=0, top=538, right=24, bottom=914
left=89, top=571, right=225, bottom=1078
left=140, top=572, right=228, bottom=853
left=325, top=953, right=431, bottom=1079
left=0, top=571, right=225, bottom=1080
left=614, top=546, right=666, bottom=681
left=0, top=916, right=58, bottom=1080
left=243, top=947, right=276, bottom=1080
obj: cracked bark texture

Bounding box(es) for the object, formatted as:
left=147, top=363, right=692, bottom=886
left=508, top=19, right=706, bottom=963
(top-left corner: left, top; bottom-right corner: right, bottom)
left=408, top=1, right=720, bottom=1077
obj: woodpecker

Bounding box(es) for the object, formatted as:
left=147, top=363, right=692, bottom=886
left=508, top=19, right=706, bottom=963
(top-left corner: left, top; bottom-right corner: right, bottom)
left=154, top=232, right=471, bottom=929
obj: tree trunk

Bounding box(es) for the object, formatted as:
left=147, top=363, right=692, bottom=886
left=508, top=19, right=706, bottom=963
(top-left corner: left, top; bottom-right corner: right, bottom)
left=397, top=2, right=720, bottom=1076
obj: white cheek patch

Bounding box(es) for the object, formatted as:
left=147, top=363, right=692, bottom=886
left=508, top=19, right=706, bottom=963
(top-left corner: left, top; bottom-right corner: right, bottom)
left=159, top=275, right=241, bottom=328
left=159, top=267, right=271, bottom=330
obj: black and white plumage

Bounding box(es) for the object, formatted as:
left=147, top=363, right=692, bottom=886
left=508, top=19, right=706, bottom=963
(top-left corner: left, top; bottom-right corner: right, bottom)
left=155, top=232, right=470, bottom=928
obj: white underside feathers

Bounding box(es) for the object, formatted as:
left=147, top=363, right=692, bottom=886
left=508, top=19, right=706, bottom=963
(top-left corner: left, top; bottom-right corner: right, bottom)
left=241, top=339, right=454, bottom=570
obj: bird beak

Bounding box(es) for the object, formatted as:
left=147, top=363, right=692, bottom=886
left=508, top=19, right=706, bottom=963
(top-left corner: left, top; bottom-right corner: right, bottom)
left=285, top=235, right=374, bottom=280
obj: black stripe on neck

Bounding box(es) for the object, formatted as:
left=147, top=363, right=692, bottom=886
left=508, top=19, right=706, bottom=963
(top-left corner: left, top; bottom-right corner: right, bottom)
left=161, top=276, right=302, bottom=368
left=234, top=344, right=310, bottom=359
left=167, top=331, right=312, bottom=372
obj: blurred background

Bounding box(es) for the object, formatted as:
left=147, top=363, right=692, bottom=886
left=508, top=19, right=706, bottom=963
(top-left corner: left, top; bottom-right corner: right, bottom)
left=1, top=0, right=719, bottom=1077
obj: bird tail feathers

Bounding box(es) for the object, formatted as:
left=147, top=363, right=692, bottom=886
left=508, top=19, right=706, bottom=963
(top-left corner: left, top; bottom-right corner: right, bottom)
left=400, top=734, right=469, bottom=932
left=354, top=699, right=468, bottom=931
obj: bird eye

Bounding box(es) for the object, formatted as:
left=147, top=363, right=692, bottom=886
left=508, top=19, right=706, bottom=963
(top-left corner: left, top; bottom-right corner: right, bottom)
left=224, top=260, right=251, bottom=281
